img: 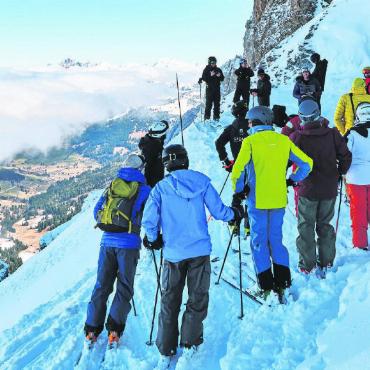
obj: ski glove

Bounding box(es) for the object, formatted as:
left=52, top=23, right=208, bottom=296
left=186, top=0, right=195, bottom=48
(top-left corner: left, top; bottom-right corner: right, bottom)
left=229, top=205, right=245, bottom=230
left=286, top=178, right=298, bottom=188
left=222, top=158, right=234, bottom=172
left=143, top=234, right=163, bottom=250
left=198, top=78, right=203, bottom=84
left=232, top=185, right=251, bottom=207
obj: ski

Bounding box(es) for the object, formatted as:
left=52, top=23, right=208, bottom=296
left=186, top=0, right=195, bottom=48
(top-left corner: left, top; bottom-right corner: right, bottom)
left=218, top=275, right=263, bottom=305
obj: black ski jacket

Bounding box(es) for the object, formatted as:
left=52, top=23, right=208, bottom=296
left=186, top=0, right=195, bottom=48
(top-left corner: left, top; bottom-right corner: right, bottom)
left=293, top=75, right=321, bottom=103
left=234, top=66, right=254, bottom=87
left=311, top=59, right=328, bottom=91
left=201, top=65, right=224, bottom=91
left=215, top=118, right=249, bottom=161
left=257, top=74, right=272, bottom=107
left=138, top=134, right=165, bottom=187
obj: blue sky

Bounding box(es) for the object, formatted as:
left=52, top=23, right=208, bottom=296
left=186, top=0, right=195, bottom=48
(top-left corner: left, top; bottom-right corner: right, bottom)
left=0, top=0, right=252, bottom=67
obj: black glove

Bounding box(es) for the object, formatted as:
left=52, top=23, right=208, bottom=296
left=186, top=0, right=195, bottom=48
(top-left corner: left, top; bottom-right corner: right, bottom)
left=229, top=205, right=245, bottom=232
left=143, top=234, right=163, bottom=250
left=198, top=78, right=202, bottom=84
left=232, top=185, right=251, bottom=207
left=286, top=178, right=298, bottom=188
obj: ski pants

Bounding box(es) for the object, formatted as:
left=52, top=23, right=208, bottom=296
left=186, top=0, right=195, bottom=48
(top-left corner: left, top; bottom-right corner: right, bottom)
left=156, top=255, right=210, bottom=356
left=85, top=247, right=139, bottom=335
left=296, top=197, right=336, bottom=271
left=204, top=88, right=221, bottom=120
left=248, top=205, right=291, bottom=291
left=347, top=184, right=370, bottom=248
left=233, top=83, right=250, bottom=105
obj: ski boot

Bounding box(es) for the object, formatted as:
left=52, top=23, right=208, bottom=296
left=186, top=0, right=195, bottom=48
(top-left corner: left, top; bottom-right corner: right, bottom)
left=108, top=331, right=120, bottom=350
left=85, top=332, right=98, bottom=350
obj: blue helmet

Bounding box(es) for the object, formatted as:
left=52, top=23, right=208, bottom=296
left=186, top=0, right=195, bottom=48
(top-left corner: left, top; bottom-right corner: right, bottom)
left=246, top=106, right=274, bottom=125
left=298, top=100, right=320, bottom=123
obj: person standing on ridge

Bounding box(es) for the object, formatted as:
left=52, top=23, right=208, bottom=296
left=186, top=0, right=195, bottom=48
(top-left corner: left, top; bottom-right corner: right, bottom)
left=291, top=100, right=352, bottom=277
left=215, top=100, right=251, bottom=236
left=231, top=106, right=313, bottom=303
left=293, top=67, right=321, bottom=106
left=311, top=53, right=328, bottom=107
left=334, top=78, right=370, bottom=135
left=84, top=154, right=151, bottom=348
left=251, top=68, right=271, bottom=107
left=362, top=67, right=370, bottom=94
left=198, top=56, right=224, bottom=121
left=139, top=120, right=169, bottom=187
left=142, top=144, right=243, bottom=368
left=344, top=103, right=370, bottom=251
left=233, top=58, right=254, bottom=106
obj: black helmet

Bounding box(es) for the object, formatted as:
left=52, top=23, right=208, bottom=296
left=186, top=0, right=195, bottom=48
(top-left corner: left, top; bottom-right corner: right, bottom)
left=162, top=144, right=189, bottom=172
left=208, top=56, right=217, bottom=64
left=310, top=53, right=320, bottom=64
left=232, top=101, right=248, bottom=118
left=246, top=106, right=274, bottom=126
left=298, top=99, right=320, bottom=124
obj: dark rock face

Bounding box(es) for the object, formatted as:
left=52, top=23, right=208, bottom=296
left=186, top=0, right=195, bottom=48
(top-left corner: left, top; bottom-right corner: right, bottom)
left=243, top=0, right=332, bottom=67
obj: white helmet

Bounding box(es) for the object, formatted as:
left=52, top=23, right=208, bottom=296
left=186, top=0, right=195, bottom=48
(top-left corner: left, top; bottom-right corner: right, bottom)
left=355, top=103, right=370, bottom=124
left=148, top=120, right=169, bottom=138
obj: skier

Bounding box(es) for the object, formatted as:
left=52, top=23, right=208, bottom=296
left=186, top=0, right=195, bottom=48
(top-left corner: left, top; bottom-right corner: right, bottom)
left=231, top=106, right=313, bottom=302
left=344, top=103, right=370, bottom=250
left=84, top=154, right=151, bottom=347
left=251, top=68, right=271, bottom=107
left=233, top=58, right=254, bottom=105
left=215, top=100, right=251, bottom=235
left=363, top=66, right=370, bottom=94
left=281, top=101, right=330, bottom=216
left=290, top=100, right=352, bottom=276
left=198, top=56, right=224, bottom=121
left=334, top=78, right=370, bottom=135
left=293, top=67, right=321, bottom=106
left=142, top=144, right=243, bottom=367
left=139, top=120, right=169, bottom=187
left=310, top=53, right=328, bottom=107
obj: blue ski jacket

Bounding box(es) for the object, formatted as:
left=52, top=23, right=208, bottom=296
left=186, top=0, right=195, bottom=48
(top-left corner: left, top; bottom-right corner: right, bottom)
left=94, top=167, right=151, bottom=249
left=142, top=169, right=234, bottom=262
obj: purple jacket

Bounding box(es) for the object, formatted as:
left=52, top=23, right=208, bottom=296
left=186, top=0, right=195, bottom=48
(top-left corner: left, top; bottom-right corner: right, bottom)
left=290, top=121, right=352, bottom=200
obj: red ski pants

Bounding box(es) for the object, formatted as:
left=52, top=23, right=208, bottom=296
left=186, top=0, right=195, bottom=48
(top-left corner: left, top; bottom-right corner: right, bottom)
left=347, top=184, right=370, bottom=248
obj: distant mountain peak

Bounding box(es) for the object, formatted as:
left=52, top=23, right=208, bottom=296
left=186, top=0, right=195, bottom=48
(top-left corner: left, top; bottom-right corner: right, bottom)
left=59, top=58, right=97, bottom=69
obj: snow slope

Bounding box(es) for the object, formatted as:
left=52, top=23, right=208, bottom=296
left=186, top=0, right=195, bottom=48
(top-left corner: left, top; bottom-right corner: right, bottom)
left=1, top=0, right=370, bottom=368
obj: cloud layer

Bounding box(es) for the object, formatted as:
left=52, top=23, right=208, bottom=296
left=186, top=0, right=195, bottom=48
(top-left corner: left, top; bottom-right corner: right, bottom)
left=0, top=60, right=199, bottom=161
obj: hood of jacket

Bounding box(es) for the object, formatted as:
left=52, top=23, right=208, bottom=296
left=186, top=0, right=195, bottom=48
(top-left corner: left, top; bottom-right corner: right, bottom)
left=263, top=73, right=271, bottom=81
left=164, top=169, right=210, bottom=199
left=248, top=125, right=274, bottom=135
left=351, top=78, right=367, bottom=95
left=299, top=120, right=332, bottom=136
left=117, top=167, right=146, bottom=184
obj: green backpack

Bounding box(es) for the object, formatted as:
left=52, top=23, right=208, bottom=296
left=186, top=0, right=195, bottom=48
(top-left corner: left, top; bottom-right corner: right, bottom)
left=96, top=178, right=140, bottom=233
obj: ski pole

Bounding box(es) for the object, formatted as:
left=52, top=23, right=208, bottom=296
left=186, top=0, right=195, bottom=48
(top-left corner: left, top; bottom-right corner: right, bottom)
left=335, top=176, right=343, bottom=234
left=199, top=84, right=203, bottom=122
left=176, top=73, right=185, bottom=146
left=252, top=95, right=255, bottom=108
left=215, top=232, right=235, bottom=285
left=207, top=172, right=230, bottom=222
left=146, top=249, right=163, bottom=346
left=237, top=228, right=244, bottom=320
left=132, top=297, right=137, bottom=317
left=151, top=249, right=162, bottom=296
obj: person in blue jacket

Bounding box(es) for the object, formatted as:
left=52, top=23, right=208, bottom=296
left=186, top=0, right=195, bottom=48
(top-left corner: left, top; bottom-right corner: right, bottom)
left=142, top=144, right=243, bottom=364
left=84, top=153, right=151, bottom=346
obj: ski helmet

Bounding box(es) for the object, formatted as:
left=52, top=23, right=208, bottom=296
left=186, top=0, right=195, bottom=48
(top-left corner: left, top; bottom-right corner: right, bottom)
left=310, top=53, right=320, bottom=64
left=355, top=102, right=370, bottom=124
left=123, top=153, right=145, bottom=172
left=246, top=106, right=273, bottom=126
left=362, top=66, right=370, bottom=77
left=162, top=144, right=189, bottom=172
left=298, top=99, right=320, bottom=124
left=240, top=58, right=247, bottom=65
left=232, top=101, right=248, bottom=118
left=148, top=120, right=169, bottom=138
left=208, top=56, right=217, bottom=65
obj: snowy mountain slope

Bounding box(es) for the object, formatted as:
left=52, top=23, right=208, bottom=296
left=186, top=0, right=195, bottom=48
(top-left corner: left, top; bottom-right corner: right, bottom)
left=1, top=0, right=370, bottom=368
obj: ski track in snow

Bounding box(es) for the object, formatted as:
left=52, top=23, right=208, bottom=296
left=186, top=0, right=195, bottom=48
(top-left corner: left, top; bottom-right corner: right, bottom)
left=2, top=1, right=370, bottom=368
